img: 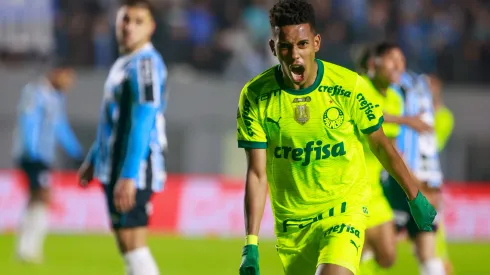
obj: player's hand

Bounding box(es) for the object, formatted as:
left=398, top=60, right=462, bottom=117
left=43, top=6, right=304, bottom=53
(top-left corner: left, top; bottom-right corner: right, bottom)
left=405, top=115, right=433, bottom=133
left=77, top=161, right=94, bottom=187
left=407, top=191, right=437, bottom=231
left=239, top=245, right=260, bottom=275
left=114, top=179, right=136, bottom=213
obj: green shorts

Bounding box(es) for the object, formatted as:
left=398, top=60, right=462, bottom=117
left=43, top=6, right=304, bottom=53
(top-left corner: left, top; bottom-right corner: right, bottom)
left=275, top=201, right=368, bottom=275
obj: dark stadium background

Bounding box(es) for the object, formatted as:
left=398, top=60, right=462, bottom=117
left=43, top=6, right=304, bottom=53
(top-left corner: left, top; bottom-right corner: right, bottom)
left=1, top=0, right=489, bottom=274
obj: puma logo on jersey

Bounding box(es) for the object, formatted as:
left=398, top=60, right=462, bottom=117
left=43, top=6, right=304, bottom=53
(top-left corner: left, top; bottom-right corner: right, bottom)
left=350, top=239, right=360, bottom=254
left=274, top=141, right=346, bottom=166
left=266, top=117, right=281, bottom=128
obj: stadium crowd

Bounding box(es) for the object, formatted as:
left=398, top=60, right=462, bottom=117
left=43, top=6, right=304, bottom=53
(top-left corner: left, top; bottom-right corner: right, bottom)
left=0, top=0, right=489, bottom=83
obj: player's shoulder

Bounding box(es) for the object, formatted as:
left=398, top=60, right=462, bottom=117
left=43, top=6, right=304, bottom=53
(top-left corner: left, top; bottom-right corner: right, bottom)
left=22, top=79, right=50, bottom=99
left=241, top=65, right=280, bottom=98
left=320, top=59, right=360, bottom=84
left=127, top=44, right=166, bottom=72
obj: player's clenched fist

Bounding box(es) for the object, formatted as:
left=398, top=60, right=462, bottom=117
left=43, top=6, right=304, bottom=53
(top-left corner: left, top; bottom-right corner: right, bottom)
left=407, top=191, right=437, bottom=231
left=239, top=245, right=260, bottom=275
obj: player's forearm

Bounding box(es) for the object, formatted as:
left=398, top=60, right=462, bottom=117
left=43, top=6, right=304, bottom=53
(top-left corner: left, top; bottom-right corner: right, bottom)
left=369, top=136, right=418, bottom=200
left=244, top=171, right=268, bottom=236
left=56, top=120, right=84, bottom=159
left=383, top=113, right=406, bottom=125
left=85, top=142, right=98, bottom=165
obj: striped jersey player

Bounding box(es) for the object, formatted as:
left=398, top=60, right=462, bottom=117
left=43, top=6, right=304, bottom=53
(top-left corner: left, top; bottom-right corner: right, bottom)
left=78, top=1, right=166, bottom=275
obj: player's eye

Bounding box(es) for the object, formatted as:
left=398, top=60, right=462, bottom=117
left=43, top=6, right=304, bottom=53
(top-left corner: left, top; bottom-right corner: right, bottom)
left=278, top=43, right=291, bottom=49
left=298, top=41, right=308, bottom=48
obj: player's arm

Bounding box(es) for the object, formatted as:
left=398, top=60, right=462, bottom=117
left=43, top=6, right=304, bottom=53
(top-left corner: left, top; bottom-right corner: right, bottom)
left=55, top=104, right=84, bottom=160
left=237, top=86, right=266, bottom=274
left=244, top=149, right=268, bottom=236
left=18, top=87, right=43, bottom=161
left=78, top=142, right=97, bottom=187
left=352, top=76, right=436, bottom=231
left=115, top=57, right=163, bottom=212
left=383, top=86, right=432, bottom=133
left=366, top=128, right=418, bottom=199
left=434, top=106, right=454, bottom=152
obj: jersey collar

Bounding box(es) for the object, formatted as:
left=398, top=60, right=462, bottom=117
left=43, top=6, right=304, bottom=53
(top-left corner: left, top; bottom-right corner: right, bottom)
left=120, top=42, right=154, bottom=60
left=275, top=59, right=324, bottom=96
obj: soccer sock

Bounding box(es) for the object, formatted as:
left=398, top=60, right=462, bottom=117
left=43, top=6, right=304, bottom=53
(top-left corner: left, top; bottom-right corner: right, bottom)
left=17, top=202, right=48, bottom=260
left=124, top=247, right=159, bottom=275
left=420, top=258, right=445, bottom=275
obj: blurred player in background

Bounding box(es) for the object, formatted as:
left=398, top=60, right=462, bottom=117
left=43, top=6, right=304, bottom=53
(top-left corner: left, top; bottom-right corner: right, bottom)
left=356, top=42, right=435, bottom=275
left=427, top=75, right=454, bottom=152
left=427, top=74, right=455, bottom=275
left=78, top=0, right=168, bottom=274
left=236, top=1, right=436, bottom=274
left=355, top=43, right=405, bottom=275
left=384, top=48, right=447, bottom=275
left=12, top=62, right=84, bottom=263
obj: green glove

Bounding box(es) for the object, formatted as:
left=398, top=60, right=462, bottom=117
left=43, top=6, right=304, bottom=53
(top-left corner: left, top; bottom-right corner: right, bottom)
left=239, top=245, right=260, bottom=275
left=407, top=191, right=437, bottom=231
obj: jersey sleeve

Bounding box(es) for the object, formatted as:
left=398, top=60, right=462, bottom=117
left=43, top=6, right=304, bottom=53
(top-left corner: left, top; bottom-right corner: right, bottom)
left=236, top=86, right=267, bottom=149
left=119, top=57, right=163, bottom=180
left=17, top=86, right=43, bottom=160
left=350, top=76, right=384, bottom=134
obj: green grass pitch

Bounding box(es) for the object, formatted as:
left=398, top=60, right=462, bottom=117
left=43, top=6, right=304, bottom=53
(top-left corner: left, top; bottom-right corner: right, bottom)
left=1, top=234, right=489, bottom=275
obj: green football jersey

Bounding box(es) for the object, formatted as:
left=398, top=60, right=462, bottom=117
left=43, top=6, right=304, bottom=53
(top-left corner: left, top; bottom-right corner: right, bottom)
left=236, top=59, right=384, bottom=224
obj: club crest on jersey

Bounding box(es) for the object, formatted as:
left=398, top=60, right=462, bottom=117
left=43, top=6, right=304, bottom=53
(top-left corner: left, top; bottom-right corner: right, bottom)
left=294, top=104, right=310, bottom=125
left=323, top=107, right=344, bottom=129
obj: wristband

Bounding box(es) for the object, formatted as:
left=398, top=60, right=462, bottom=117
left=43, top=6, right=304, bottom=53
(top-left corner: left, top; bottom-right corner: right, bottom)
left=245, top=235, right=258, bottom=245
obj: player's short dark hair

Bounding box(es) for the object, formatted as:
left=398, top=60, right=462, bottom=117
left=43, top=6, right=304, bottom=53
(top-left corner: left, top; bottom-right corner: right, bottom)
left=269, top=0, right=316, bottom=32
left=357, top=42, right=401, bottom=72
left=121, top=0, right=156, bottom=20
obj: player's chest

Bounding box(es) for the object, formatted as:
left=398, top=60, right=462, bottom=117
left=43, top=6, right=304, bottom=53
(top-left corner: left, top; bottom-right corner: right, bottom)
left=259, top=92, right=352, bottom=140
left=41, top=94, right=62, bottom=122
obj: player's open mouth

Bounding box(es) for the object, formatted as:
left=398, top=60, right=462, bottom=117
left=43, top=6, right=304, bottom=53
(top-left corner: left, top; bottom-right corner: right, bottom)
left=290, top=65, right=305, bottom=83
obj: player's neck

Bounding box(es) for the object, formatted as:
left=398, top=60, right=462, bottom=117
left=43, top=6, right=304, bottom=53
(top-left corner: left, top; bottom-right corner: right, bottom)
left=370, top=76, right=389, bottom=96
left=119, top=41, right=150, bottom=56
left=283, top=61, right=318, bottom=90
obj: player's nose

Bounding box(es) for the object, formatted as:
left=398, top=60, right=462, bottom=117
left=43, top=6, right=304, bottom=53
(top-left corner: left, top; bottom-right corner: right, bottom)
left=291, top=46, right=300, bottom=60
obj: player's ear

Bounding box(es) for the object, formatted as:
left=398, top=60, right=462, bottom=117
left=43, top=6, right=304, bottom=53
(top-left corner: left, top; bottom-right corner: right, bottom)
left=313, top=33, right=321, bottom=53
left=150, top=20, right=156, bottom=35
left=269, top=39, right=276, bottom=56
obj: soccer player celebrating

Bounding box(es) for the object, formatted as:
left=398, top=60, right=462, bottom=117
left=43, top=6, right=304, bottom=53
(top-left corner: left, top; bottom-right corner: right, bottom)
left=78, top=1, right=167, bottom=274
left=236, top=1, right=436, bottom=274
left=385, top=48, right=447, bottom=275
left=13, top=62, right=83, bottom=263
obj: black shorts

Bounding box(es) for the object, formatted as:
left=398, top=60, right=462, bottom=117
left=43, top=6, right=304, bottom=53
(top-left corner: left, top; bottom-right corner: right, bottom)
left=102, top=184, right=153, bottom=230
left=18, top=159, right=50, bottom=191
left=383, top=174, right=438, bottom=238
